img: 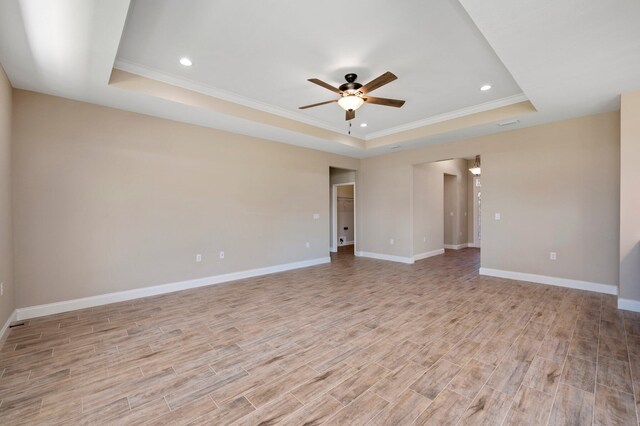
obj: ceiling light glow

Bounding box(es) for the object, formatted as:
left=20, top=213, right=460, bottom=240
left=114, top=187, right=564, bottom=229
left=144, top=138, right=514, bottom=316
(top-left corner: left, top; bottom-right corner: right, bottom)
left=480, top=84, right=492, bottom=91
left=360, top=123, right=367, bottom=127
left=338, top=95, right=364, bottom=111
left=469, top=155, right=481, bottom=175
left=179, top=57, right=192, bottom=66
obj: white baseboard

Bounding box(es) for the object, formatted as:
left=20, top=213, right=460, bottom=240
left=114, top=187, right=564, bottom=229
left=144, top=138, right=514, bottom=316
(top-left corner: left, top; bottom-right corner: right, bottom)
left=414, top=249, right=445, bottom=261
left=0, top=309, right=18, bottom=345
left=618, top=298, right=640, bottom=312
left=467, top=242, right=480, bottom=248
left=479, top=267, right=617, bottom=295
left=16, top=257, right=331, bottom=321
left=444, top=243, right=468, bottom=250
left=355, top=251, right=414, bottom=264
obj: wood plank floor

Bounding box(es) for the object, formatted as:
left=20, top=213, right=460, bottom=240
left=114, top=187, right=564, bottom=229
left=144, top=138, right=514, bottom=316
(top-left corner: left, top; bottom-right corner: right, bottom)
left=1, top=248, right=639, bottom=425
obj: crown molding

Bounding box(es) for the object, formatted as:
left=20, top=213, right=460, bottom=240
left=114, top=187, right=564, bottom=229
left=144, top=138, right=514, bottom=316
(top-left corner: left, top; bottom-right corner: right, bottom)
left=113, top=60, right=530, bottom=146
left=113, top=59, right=366, bottom=139
left=364, top=93, right=529, bottom=140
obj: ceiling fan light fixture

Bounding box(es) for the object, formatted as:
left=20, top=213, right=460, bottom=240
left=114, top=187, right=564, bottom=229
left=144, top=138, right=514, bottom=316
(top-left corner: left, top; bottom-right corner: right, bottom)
left=338, top=95, right=365, bottom=111
left=469, top=155, right=481, bottom=176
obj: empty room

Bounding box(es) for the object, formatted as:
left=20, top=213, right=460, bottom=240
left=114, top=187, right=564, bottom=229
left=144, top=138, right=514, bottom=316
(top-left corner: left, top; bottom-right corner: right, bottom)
left=0, top=0, right=639, bottom=424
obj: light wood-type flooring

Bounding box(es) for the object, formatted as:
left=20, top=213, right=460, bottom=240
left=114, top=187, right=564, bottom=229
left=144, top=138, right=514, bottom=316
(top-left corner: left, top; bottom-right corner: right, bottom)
left=1, top=248, right=639, bottom=425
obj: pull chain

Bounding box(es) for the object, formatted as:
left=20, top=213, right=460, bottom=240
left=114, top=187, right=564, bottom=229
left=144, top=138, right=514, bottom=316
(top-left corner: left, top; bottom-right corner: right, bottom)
left=348, top=121, right=352, bottom=135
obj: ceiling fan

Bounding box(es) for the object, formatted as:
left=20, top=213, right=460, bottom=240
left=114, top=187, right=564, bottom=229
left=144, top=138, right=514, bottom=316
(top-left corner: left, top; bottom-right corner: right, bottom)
left=299, top=72, right=405, bottom=121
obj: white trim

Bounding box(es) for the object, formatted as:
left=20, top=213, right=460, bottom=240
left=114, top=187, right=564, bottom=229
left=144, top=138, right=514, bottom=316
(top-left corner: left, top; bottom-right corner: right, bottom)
left=479, top=268, right=617, bottom=295
left=113, top=60, right=363, bottom=138
left=355, top=251, right=414, bottom=264
left=472, top=175, right=481, bottom=249
left=444, top=243, right=468, bottom=250
left=338, top=240, right=355, bottom=246
left=618, top=298, right=640, bottom=312
left=15, top=257, right=330, bottom=321
left=0, top=310, right=18, bottom=345
left=413, top=249, right=445, bottom=261
left=467, top=242, right=479, bottom=248
left=114, top=60, right=528, bottom=144
left=366, top=94, right=529, bottom=140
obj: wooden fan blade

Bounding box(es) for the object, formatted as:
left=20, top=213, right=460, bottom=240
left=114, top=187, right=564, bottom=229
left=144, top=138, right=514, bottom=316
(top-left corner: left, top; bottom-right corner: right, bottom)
left=299, top=99, right=337, bottom=109
left=364, top=96, right=405, bottom=108
left=359, top=71, right=397, bottom=94
left=346, top=110, right=355, bottom=121
left=308, top=78, right=342, bottom=94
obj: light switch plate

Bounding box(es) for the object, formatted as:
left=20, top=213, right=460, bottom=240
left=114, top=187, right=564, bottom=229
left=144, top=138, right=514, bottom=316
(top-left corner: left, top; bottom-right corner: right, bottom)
left=495, top=213, right=501, bottom=220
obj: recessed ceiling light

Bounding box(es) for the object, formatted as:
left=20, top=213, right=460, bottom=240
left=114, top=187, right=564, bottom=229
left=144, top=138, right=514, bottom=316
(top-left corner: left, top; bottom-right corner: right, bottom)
left=179, top=57, right=192, bottom=67
left=480, top=84, right=492, bottom=91
left=360, top=123, right=367, bottom=127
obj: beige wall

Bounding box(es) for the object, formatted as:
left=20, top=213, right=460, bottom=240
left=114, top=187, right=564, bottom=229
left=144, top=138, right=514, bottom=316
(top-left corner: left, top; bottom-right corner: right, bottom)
left=6, top=89, right=624, bottom=309
left=413, top=163, right=442, bottom=255
left=0, top=65, right=14, bottom=327
left=12, top=91, right=358, bottom=307
left=620, top=91, right=640, bottom=302
left=361, top=112, right=620, bottom=285
left=413, top=159, right=469, bottom=256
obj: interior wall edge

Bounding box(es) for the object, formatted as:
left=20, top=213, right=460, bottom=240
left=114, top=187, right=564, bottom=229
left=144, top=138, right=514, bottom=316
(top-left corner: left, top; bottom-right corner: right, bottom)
left=354, top=251, right=415, bottom=264
left=0, top=309, right=17, bottom=345
left=413, top=249, right=445, bottom=261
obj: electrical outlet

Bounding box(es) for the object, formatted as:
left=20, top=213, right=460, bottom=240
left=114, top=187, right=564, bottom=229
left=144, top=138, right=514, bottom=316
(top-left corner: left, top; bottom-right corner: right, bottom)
left=219, top=251, right=225, bottom=259
left=423, top=236, right=427, bottom=242
left=313, top=213, right=320, bottom=220
left=450, top=211, right=454, bottom=217
left=0, top=282, right=3, bottom=297
left=306, top=242, right=310, bottom=248
left=495, top=213, right=501, bottom=220
left=550, top=252, right=557, bottom=261
left=195, top=254, right=202, bottom=262
left=389, top=238, right=395, bottom=245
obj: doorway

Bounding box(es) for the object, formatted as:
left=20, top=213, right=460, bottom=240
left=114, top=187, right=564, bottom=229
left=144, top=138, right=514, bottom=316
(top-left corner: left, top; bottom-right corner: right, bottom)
left=443, top=173, right=457, bottom=248
left=332, top=182, right=355, bottom=253
left=473, top=176, right=482, bottom=248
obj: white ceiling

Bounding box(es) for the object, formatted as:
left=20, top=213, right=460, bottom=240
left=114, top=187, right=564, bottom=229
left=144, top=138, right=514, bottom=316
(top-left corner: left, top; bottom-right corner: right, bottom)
left=116, top=0, right=524, bottom=138
left=0, top=0, right=638, bottom=158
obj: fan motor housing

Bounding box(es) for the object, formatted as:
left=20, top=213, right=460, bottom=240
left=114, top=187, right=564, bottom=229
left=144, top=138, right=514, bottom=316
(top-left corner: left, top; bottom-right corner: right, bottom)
left=339, top=73, right=362, bottom=93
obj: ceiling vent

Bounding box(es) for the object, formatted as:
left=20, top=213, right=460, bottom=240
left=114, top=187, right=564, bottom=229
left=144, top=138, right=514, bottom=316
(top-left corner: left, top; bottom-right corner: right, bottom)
left=497, top=119, right=520, bottom=127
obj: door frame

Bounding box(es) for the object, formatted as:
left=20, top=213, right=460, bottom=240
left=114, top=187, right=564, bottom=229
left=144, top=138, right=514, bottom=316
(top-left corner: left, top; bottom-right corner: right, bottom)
left=331, top=182, right=356, bottom=253
left=472, top=176, right=481, bottom=248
